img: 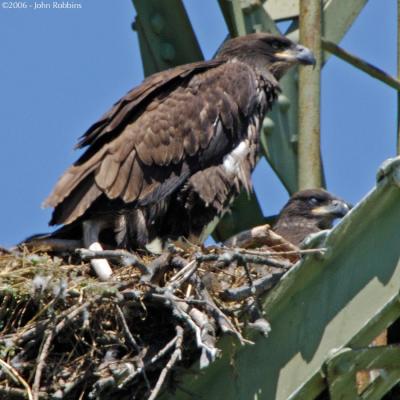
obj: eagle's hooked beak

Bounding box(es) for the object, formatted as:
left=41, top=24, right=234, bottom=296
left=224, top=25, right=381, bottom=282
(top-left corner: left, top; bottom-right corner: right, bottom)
left=311, top=200, right=351, bottom=218
left=275, top=44, right=316, bottom=66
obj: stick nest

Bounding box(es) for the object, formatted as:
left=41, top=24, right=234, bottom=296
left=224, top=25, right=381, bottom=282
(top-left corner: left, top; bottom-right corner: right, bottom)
left=0, top=225, right=302, bottom=400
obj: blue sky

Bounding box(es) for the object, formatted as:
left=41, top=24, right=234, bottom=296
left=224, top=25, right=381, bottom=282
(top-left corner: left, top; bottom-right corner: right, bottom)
left=0, top=0, right=397, bottom=246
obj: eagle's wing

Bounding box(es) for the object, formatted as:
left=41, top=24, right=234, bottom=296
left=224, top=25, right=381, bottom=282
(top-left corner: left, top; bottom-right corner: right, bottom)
left=44, top=60, right=260, bottom=226
left=75, top=60, right=223, bottom=151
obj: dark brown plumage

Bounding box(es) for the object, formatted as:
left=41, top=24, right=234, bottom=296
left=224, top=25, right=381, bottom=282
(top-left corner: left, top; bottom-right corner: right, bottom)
left=273, top=189, right=350, bottom=246
left=42, top=33, right=315, bottom=252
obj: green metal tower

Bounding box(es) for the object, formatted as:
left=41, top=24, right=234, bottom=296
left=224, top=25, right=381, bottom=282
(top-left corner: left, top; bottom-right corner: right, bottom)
left=130, top=1, right=400, bottom=398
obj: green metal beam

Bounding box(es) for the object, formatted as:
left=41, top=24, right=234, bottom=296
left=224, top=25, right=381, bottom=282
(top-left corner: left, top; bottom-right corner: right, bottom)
left=397, top=0, right=400, bottom=155
left=241, top=0, right=280, bottom=34
left=325, top=346, right=400, bottom=399
left=260, top=94, right=299, bottom=193
left=286, top=0, right=369, bottom=63
left=322, top=38, right=400, bottom=91
left=321, top=0, right=369, bottom=62
left=264, top=0, right=299, bottom=22
left=298, top=0, right=322, bottom=190
left=218, top=0, right=247, bottom=37
left=131, top=0, right=203, bottom=76
left=362, top=370, right=400, bottom=399
left=161, top=156, right=400, bottom=400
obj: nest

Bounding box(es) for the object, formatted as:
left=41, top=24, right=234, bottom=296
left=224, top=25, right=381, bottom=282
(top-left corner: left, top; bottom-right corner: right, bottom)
left=0, top=225, right=308, bottom=400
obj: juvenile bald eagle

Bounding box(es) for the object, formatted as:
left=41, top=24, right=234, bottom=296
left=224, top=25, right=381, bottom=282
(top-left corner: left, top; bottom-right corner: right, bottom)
left=34, top=33, right=315, bottom=278
left=273, top=189, right=350, bottom=246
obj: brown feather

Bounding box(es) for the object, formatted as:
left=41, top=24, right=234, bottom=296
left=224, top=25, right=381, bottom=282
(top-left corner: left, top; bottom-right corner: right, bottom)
left=50, top=174, right=101, bottom=225
left=95, top=154, right=120, bottom=190
left=44, top=151, right=102, bottom=208
left=121, top=156, right=143, bottom=203
left=76, top=60, right=224, bottom=150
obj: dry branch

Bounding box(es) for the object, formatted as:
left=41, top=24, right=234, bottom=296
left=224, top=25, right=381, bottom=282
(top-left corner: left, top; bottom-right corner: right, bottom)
left=148, top=325, right=183, bottom=400
left=0, top=358, right=33, bottom=400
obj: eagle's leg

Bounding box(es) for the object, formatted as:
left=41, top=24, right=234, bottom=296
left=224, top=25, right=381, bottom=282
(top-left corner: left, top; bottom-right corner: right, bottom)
left=82, top=220, right=113, bottom=281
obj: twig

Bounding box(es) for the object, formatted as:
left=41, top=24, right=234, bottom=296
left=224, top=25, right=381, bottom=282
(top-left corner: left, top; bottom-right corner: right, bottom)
left=11, top=302, right=89, bottom=347
left=90, top=376, right=115, bottom=398
left=147, top=325, right=183, bottom=400
left=31, top=302, right=90, bottom=400
left=241, top=258, right=255, bottom=293
left=76, top=248, right=149, bottom=275
left=116, top=305, right=150, bottom=390
left=151, top=289, right=217, bottom=358
left=60, top=369, right=92, bottom=399
left=117, top=330, right=181, bottom=390
left=142, top=253, right=172, bottom=283
left=171, top=300, right=217, bottom=360
left=193, top=274, right=251, bottom=345
left=168, top=259, right=198, bottom=290
left=240, top=248, right=326, bottom=257
left=32, top=328, right=54, bottom=400
left=0, top=386, right=48, bottom=400
left=196, top=251, right=292, bottom=269
left=115, top=305, right=140, bottom=352
left=147, top=336, right=179, bottom=365
left=12, top=321, right=47, bottom=346
left=197, top=295, right=251, bottom=344
left=322, top=38, right=400, bottom=91
left=53, top=302, right=90, bottom=336
left=220, top=271, right=286, bottom=302
left=170, top=256, right=187, bottom=269
left=149, top=290, right=251, bottom=346
left=0, top=358, right=33, bottom=400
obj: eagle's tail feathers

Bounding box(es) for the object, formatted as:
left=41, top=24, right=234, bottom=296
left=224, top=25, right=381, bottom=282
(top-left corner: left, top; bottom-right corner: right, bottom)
left=49, top=174, right=101, bottom=225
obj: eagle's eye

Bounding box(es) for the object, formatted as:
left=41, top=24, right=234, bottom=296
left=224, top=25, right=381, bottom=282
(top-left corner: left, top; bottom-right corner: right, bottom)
left=271, top=40, right=285, bottom=51
left=308, top=197, right=321, bottom=206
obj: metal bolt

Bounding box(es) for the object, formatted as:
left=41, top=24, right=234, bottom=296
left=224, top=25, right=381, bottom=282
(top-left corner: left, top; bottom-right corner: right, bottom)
left=262, top=117, right=275, bottom=134
left=161, top=43, right=176, bottom=61
left=150, top=14, right=164, bottom=34
left=278, top=94, right=290, bottom=111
